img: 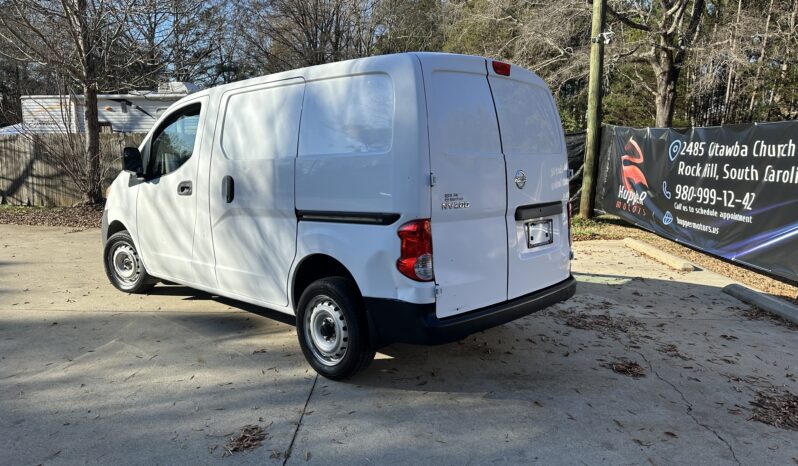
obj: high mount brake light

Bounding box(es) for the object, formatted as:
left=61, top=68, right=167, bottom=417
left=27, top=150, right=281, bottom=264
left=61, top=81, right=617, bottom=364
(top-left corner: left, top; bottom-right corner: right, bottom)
left=492, top=61, right=511, bottom=76
left=397, top=219, right=434, bottom=282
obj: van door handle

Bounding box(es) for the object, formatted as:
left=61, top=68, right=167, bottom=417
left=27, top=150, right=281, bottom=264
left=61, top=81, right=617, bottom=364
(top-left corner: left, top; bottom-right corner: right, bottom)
left=177, top=180, right=192, bottom=196
left=222, top=175, right=235, bottom=203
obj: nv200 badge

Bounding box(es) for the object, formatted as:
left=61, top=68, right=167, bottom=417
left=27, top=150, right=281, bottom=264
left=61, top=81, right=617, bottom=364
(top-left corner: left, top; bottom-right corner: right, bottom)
left=441, top=193, right=470, bottom=210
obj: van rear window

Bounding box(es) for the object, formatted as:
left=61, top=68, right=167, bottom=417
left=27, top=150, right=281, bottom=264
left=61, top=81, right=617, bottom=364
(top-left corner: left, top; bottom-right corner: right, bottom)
left=299, top=75, right=394, bottom=156
left=429, top=71, right=501, bottom=157
left=490, top=79, right=561, bottom=155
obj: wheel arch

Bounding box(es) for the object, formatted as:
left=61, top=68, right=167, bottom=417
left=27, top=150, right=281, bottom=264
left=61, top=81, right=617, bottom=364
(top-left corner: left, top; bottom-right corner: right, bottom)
left=291, top=254, right=361, bottom=310
left=106, top=220, right=128, bottom=241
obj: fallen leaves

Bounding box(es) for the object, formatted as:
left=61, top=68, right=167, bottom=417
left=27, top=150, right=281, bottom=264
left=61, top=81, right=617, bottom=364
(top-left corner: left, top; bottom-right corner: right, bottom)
left=559, top=311, right=643, bottom=335
left=603, top=360, right=646, bottom=378
left=750, top=390, right=798, bottom=431
left=218, top=424, right=268, bottom=456
left=656, top=344, right=691, bottom=361
left=0, top=205, right=102, bottom=229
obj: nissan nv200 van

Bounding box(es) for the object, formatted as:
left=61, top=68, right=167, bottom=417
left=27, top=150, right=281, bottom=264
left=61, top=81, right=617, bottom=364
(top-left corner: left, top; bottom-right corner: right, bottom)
left=102, top=52, right=576, bottom=379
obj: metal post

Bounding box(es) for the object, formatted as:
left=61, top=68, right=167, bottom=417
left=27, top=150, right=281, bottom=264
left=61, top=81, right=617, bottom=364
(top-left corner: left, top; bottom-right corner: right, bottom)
left=579, top=0, right=606, bottom=218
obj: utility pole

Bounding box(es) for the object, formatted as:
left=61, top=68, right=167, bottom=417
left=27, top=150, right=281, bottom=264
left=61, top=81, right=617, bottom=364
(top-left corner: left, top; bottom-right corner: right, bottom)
left=579, top=0, right=607, bottom=218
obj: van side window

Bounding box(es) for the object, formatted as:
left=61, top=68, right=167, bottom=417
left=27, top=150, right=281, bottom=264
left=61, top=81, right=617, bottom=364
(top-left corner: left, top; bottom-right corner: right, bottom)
left=147, top=103, right=201, bottom=178
left=299, top=74, right=393, bottom=156
left=221, top=82, right=304, bottom=160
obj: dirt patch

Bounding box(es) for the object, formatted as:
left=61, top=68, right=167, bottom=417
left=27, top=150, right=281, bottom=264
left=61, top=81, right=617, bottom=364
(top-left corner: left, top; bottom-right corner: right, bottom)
left=226, top=425, right=268, bottom=453
left=572, top=215, right=798, bottom=304
left=603, top=360, right=646, bottom=378
left=0, top=205, right=102, bottom=230
left=750, top=389, right=798, bottom=431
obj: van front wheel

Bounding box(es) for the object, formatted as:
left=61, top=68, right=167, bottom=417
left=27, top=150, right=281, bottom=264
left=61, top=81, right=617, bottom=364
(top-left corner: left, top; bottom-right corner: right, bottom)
left=104, top=231, right=155, bottom=294
left=296, top=278, right=375, bottom=380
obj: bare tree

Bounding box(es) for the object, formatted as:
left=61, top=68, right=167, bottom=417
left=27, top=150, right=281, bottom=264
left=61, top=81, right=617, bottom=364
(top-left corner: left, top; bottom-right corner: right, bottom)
left=376, top=0, right=443, bottom=53
left=236, top=0, right=386, bottom=73
left=0, top=0, right=133, bottom=203
left=606, top=0, right=708, bottom=127
left=440, top=0, right=592, bottom=129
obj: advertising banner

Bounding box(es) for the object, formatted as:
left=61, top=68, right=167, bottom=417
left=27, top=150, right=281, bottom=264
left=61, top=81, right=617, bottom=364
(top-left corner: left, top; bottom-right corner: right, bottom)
left=596, top=122, right=798, bottom=283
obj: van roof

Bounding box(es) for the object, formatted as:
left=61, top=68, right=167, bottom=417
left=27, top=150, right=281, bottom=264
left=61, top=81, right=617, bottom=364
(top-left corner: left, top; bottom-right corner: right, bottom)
left=172, top=52, right=546, bottom=107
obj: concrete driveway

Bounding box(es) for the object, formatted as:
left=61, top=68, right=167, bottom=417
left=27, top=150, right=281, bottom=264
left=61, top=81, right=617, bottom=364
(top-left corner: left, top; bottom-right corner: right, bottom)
left=1, top=224, right=796, bottom=465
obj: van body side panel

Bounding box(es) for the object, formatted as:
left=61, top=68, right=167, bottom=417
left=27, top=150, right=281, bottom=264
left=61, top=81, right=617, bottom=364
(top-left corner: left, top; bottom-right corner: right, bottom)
left=295, top=55, right=429, bottom=219
left=488, top=66, right=571, bottom=300
left=104, top=173, right=141, bottom=245
left=293, top=54, right=432, bottom=307
left=417, top=54, right=509, bottom=318
left=293, top=222, right=436, bottom=305
left=208, top=78, right=305, bottom=307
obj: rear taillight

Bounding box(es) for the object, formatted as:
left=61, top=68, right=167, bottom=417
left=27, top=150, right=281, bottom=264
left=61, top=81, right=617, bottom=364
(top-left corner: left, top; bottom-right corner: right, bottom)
left=492, top=60, right=511, bottom=76
left=397, top=219, right=434, bottom=282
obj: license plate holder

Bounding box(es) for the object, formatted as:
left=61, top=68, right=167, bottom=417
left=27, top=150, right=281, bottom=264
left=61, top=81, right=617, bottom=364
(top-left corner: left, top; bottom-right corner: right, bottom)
left=525, top=219, right=553, bottom=248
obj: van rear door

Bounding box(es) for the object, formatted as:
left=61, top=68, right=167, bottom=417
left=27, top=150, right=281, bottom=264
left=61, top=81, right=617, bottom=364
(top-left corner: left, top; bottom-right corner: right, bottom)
left=487, top=62, right=571, bottom=300
left=417, top=54, right=508, bottom=318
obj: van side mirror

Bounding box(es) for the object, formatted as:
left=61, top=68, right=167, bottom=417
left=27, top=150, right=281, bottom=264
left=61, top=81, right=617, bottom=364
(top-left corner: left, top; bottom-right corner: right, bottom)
left=122, top=147, right=144, bottom=177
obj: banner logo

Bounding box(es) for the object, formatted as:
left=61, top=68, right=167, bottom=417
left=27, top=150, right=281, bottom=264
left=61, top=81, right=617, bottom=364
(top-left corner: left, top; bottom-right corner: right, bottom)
left=621, top=138, right=649, bottom=194
left=616, top=137, right=650, bottom=216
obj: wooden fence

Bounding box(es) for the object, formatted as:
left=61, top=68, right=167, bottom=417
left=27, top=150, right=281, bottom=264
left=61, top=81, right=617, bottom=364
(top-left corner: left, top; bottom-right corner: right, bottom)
left=0, top=133, right=145, bottom=206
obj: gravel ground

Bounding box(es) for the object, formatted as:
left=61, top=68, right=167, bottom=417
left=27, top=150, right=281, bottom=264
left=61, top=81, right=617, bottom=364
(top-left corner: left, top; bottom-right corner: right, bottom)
left=573, top=216, right=798, bottom=304
left=1, top=205, right=795, bottom=303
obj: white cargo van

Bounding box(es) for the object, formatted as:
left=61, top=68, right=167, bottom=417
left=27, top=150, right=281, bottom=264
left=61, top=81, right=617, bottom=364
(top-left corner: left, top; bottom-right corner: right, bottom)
left=103, top=52, right=576, bottom=379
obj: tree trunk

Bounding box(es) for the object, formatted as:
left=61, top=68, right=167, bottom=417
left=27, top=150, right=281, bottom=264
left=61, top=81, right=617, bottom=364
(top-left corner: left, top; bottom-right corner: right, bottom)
left=83, top=83, right=102, bottom=204
left=654, top=64, right=677, bottom=128
left=722, top=0, right=743, bottom=124
left=76, top=0, right=102, bottom=204
left=747, top=0, right=775, bottom=118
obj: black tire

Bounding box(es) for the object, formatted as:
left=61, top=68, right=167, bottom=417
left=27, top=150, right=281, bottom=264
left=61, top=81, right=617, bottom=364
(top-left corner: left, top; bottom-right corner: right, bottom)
left=296, top=277, right=376, bottom=380
left=103, top=230, right=155, bottom=294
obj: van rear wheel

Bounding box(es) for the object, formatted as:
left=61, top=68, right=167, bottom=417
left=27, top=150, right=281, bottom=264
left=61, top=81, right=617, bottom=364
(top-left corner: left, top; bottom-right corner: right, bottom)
left=296, top=277, right=375, bottom=380
left=104, top=231, right=155, bottom=294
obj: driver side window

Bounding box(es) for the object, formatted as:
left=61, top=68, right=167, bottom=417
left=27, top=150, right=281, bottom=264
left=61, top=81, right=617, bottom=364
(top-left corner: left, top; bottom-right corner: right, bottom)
left=147, top=103, right=201, bottom=178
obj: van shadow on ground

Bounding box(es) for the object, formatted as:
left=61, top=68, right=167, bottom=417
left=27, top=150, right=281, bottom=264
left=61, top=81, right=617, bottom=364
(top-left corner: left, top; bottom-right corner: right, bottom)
left=142, top=274, right=792, bottom=400
left=3, top=275, right=797, bottom=465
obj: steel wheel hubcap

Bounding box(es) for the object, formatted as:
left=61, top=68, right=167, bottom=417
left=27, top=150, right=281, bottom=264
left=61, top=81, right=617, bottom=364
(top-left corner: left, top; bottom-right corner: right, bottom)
left=305, top=298, right=348, bottom=366
left=112, top=244, right=137, bottom=283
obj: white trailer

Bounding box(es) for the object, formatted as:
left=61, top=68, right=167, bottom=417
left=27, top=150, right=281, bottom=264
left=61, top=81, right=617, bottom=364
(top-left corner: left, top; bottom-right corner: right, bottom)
left=18, top=83, right=196, bottom=134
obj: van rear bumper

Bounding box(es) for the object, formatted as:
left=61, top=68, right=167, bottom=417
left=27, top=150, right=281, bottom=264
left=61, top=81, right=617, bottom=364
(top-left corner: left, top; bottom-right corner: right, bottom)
left=364, top=275, right=576, bottom=347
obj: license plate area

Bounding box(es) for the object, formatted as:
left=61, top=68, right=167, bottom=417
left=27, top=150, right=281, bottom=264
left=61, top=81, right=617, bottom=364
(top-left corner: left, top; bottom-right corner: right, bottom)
left=525, top=219, right=553, bottom=248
